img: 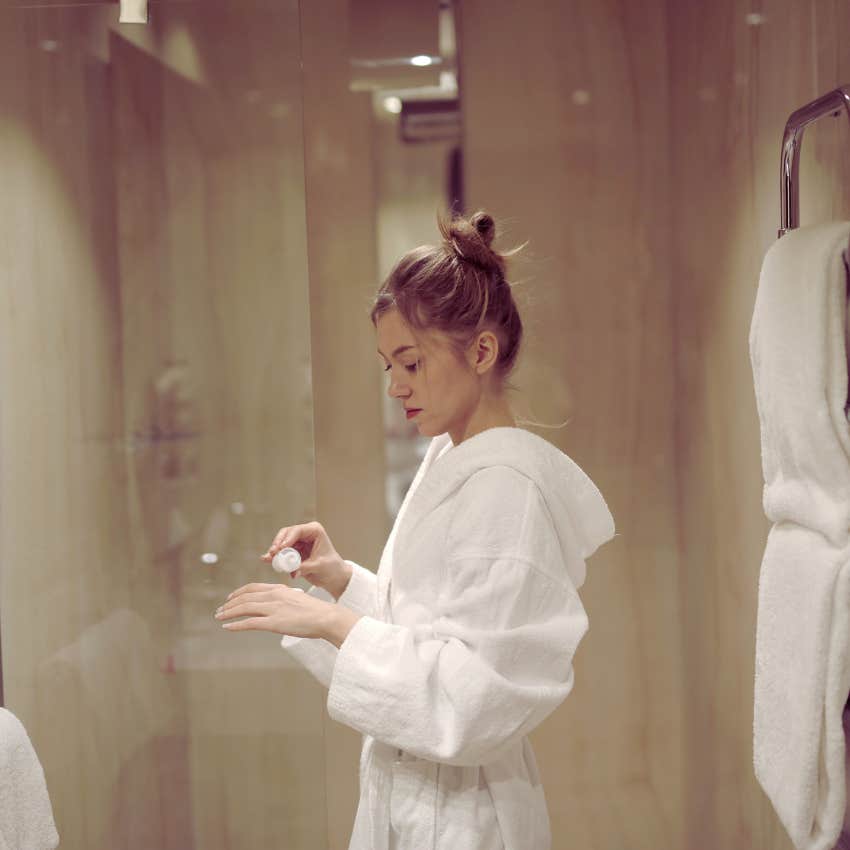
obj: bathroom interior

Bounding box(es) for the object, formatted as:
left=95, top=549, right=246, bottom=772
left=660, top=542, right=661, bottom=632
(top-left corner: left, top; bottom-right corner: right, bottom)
left=1, top=1, right=849, bottom=848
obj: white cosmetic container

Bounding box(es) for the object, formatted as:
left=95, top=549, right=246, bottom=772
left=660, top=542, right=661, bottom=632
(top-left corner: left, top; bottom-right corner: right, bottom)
left=272, top=547, right=302, bottom=575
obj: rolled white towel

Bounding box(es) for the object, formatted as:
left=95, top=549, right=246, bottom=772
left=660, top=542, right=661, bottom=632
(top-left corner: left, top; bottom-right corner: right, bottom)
left=118, top=0, right=148, bottom=23
left=844, top=699, right=850, bottom=840
left=0, top=708, right=59, bottom=850
left=750, top=222, right=850, bottom=850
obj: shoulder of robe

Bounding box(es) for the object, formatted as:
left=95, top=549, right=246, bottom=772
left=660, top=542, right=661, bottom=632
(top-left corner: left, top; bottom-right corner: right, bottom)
left=446, top=465, right=560, bottom=568
left=0, top=709, right=30, bottom=765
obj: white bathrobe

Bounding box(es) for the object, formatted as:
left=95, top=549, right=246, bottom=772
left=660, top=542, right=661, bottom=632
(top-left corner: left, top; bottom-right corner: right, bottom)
left=0, top=709, right=59, bottom=850
left=281, top=426, right=615, bottom=850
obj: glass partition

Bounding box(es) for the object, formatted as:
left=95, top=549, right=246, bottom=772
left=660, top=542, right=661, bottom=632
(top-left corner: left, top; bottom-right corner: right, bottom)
left=0, top=2, right=322, bottom=847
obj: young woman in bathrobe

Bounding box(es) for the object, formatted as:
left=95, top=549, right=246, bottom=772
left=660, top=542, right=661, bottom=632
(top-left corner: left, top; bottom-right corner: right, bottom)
left=216, top=211, right=615, bottom=850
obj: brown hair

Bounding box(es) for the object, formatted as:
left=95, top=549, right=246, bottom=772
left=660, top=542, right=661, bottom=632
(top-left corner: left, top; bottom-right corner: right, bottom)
left=370, top=210, right=525, bottom=392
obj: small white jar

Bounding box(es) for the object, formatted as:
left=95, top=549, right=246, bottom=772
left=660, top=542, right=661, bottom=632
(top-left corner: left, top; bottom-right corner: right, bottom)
left=271, top=547, right=302, bottom=575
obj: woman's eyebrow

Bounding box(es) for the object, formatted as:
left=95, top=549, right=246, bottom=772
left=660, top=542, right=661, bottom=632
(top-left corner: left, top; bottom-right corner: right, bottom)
left=377, top=345, right=417, bottom=358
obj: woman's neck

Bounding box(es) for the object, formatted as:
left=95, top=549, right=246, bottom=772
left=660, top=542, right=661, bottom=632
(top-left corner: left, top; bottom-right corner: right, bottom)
left=450, top=396, right=517, bottom=445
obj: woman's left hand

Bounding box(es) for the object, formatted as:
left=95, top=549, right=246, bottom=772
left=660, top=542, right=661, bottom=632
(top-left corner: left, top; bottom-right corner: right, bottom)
left=215, top=583, right=332, bottom=639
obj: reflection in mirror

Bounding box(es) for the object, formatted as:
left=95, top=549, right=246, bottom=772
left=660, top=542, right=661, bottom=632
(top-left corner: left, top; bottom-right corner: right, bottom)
left=0, top=2, right=318, bottom=848
left=349, top=0, right=462, bottom=517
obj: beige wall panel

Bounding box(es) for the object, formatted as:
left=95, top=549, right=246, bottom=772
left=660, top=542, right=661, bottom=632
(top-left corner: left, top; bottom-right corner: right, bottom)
left=299, top=1, right=388, bottom=847
left=670, top=1, right=850, bottom=848
left=350, top=0, right=438, bottom=59
left=348, top=0, right=441, bottom=89
left=458, top=1, right=684, bottom=848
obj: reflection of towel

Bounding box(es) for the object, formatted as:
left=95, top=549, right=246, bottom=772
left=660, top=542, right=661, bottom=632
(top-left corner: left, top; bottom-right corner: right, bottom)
left=0, top=708, right=59, bottom=850
left=38, top=608, right=176, bottom=848
left=118, top=0, right=148, bottom=24
left=750, top=222, right=850, bottom=850
left=45, top=608, right=171, bottom=756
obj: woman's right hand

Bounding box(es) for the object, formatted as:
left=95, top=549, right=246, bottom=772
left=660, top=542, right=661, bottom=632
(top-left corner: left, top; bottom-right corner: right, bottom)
left=261, top=521, right=351, bottom=600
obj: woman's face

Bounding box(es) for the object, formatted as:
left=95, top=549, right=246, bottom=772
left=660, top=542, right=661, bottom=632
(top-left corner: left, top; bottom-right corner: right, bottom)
left=375, top=308, right=481, bottom=440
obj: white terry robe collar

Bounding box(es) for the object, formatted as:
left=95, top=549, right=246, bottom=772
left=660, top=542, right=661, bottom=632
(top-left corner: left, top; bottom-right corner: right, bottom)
left=393, top=426, right=615, bottom=591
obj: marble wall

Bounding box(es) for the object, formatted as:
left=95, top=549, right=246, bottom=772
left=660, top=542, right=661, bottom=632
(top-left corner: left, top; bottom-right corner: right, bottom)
left=671, top=2, right=850, bottom=849
left=298, top=1, right=458, bottom=844
left=298, top=1, right=390, bottom=846
left=459, top=1, right=850, bottom=848
left=458, top=2, right=684, bottom=847
left=0, top=2, right=323, bottom=848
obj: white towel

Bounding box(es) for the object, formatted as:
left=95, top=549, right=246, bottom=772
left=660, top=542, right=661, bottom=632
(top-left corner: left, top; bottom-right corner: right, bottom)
left=0, top=708, right=59, bottom=850
left=750, top=221, right=850, bottom=850
left=118, top=0, right=148, bottom=23
left=844, top=699, right=850, bottom=837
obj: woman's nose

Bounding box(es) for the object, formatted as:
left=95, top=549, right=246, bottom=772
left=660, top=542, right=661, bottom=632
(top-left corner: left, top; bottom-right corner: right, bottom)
left=387, top=377, right=409, bottom=398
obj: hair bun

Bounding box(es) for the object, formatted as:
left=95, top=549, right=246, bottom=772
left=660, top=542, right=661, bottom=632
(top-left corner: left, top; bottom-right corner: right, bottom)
left=470, top=212, right=495, bottom=248
left=442, top=209, right=504, bottom=275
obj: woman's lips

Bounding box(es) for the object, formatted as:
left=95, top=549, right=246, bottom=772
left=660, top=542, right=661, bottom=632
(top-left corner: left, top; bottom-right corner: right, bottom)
left=405, top=408, right=422, bottom=419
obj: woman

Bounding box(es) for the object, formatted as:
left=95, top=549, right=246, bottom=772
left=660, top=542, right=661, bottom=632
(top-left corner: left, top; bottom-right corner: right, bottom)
left=215, top=211, right=615, bottom=850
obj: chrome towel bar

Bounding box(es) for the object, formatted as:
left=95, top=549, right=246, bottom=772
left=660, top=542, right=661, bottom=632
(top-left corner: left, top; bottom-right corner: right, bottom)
left=779, top=85, right=850, bottom=238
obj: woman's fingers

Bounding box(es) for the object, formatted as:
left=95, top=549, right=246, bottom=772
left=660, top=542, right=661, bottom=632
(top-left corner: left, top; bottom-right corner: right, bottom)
left=264, top=521, right=321, bottom=560
left=261, top=528, right=289, bottom=560
left=216, top=599, right=276, bottom=622
left=225, top=583, right=279, bottom=602
left=217, top=583, right=319, bottom=639
left=270, top=526, right=292, bottom=552
left=221, top=617, right=268, bottom=632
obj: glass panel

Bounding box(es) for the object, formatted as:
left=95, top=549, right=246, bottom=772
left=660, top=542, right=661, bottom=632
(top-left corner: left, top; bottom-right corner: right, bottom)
left=0, top=2, right=322, bottom=848
left=347, top=0, right=463, bottom=517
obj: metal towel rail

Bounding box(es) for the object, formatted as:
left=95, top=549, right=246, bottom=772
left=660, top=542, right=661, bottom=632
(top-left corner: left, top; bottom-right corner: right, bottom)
left=779, top=84, right=850, bottom=238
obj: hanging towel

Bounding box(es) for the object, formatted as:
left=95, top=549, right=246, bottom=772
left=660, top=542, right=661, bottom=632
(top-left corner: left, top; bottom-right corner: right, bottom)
left=0, top=708, right=59, bottom=850
left=118, top=0, right=148, bottom=23
left=837, top=698, right=850, bottom=848
left=750, top=221, right=850, bottom=850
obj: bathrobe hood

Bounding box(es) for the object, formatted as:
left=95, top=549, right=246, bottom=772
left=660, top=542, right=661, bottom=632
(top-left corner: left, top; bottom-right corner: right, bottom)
left=406, top=427, right=615, bottom=589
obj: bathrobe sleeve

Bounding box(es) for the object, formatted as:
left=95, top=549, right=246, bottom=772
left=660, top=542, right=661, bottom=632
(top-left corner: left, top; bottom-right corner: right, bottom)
left=279, top=559, right=377, bottom=688
left=325, top=466, right=589, bottom=767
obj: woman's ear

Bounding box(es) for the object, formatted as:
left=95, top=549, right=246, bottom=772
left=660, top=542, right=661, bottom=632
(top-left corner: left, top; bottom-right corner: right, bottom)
left=473, top=330, right=500, bottom=374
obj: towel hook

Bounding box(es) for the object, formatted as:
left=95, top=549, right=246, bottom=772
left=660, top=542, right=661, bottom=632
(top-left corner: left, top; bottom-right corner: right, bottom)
left=779, top=84, right=850, bottom=238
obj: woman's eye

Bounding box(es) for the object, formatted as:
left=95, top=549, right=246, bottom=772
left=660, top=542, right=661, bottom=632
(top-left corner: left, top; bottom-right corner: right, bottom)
left=383, top=362, right=419, bottom=373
